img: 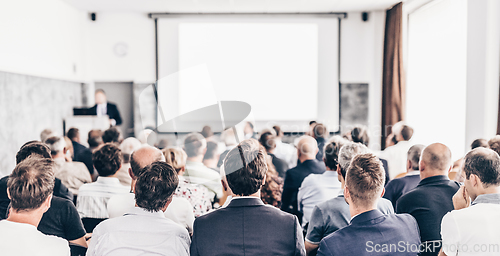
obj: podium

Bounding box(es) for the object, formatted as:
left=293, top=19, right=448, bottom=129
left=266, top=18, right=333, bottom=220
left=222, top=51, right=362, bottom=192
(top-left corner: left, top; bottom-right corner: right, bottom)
left=64, top=116, right=110, bottom=147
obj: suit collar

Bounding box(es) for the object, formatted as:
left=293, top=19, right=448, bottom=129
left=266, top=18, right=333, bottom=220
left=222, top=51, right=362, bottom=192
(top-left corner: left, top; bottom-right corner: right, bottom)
left=227, top=197, right=265, bottom=208
left=417, top=175, right=450, bottom=187
left=350, top=209, right=385, bottom=225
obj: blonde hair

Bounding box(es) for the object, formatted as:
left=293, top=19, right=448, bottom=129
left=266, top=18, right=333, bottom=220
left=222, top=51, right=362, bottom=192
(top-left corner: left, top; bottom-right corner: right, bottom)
left=163, top=147, right=187, bottom=173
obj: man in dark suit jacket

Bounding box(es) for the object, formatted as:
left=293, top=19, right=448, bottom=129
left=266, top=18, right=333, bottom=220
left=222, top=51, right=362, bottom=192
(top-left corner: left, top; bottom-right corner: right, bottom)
left=190, top=139, right=305, bottom=256
left=281, top=136, right=325, bottom=221
left=396, top=143, right=460, bottom=256
left=67, top=128, right=94, bottom=176
left=384, top=144, right=425, bottom=207
left=317, top=153, right=420, bottom=256
left=89, top=89, right=122, bottom=126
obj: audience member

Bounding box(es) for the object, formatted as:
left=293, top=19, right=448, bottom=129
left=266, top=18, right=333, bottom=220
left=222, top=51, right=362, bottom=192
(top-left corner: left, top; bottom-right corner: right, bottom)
left=183, top=133, right=223, bottom=202
left=87, top=129, right=103, bottom=152
left=63, top=136, right=74, bottom=161
left=154, top=139, right=169, bottom=150
left=89, top=89, right=122, bottom=126
left=384, top=144, right=425, bottom=207
left=164, top=147, right=212, bottom=217
left=45, top=136, right=91, bottom=196
left=259, top=132, right=289, bottom=178
left=102, top=127, right=123, bottom=145
left=68, top=127, right=94, bottom=176
left=311, top=123, right=328, bottom=161
left=471, top=138, right=489, bottom=149
left=397, top=143, right=460, bottom=256
left=273, top=125, right=298, bottom=168
left=305, top=142, right=394, bottom=255
left=260, top=155, right=284, bottom=208
left=243, top=121, right=258, bottom=140
left=40, top=128, right=55, bottom=143
left=200, top=125, right=214, bottom=139
left=0, top=157, right=70, bottom=256
left=217, top=128, right=238, bottom=167
left=76, top=143, right=129, bottom=219
left=350, top=125, right=370, bottom=146
left=203, top=141, right=220, bottom=172
left=281, top=135, right=325, bottom=221
left=317, top=154, right=420, bottom=256
left=488, top=135, right=500, bottom=155
left=439, top=147, right=500, bottom=256
left=88, top=162, right=190, bottom=256
left=298, top=136, right=346, bottom=225
left=107, top=146, right=194, bottom=233
left=117, top=137, right=142, bottom=187
left=379, top=124, right=414, bottom=179
left=190, top=139, right=306, bottom=256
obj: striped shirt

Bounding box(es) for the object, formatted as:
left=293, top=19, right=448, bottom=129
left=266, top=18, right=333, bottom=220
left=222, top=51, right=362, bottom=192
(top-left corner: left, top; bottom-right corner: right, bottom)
left=76, top=177, right=129, bottom=219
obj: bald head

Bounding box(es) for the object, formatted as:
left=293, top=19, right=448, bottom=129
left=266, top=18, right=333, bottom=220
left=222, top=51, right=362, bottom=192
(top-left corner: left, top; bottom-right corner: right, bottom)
left=130, top=145, right=165, bottom=178
left=297, top=136, right=318, bottom=159
left=420, top=143, right=452, bottom=174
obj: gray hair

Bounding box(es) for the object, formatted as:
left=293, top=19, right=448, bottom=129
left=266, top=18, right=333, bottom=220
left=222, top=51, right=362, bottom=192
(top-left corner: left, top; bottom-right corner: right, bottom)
left=407, top=144, right=425, bottom=170
left=40, top=129, right=55, bottom=143
left=44, top=136, right=66, bottom=155
left=338, top=142, right=370, bottom=178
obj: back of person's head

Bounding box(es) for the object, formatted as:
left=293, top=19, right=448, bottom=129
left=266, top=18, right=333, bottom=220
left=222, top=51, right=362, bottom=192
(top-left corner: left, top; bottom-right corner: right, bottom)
left=203, top=141, right=219, bottom=161
left=120, top=137, right=142, bottom=163
left=135, top=162, right=179, bottom=212
left=130, top=145, right=165, bottom=178
left=471, top=138, right=489, bottom=150
left=297, top=135, right=319, bottom=158
left=163, top=147, right=187, bottom=174
left=224, top=139, right=267, bottom=196
left=312, top=123, right=328, bottom=139
left=154, top=139, right=169, bottom=150
left=309, top=120, right=317, bottom=126
left=201, top=126, right=213, bottom=138
left=464, top=147, right=500, bottom=187
left=16, top=141, right=51, bottom=164
left=338, top=142, right=370, bottom=178
left=273, top=125, right=284, bottom=137
left=183, top=132, right=206, bottom=158
left=420, top=143, right=452, bottom=173
left=407, top=144, right=425, bottom=171
left=8, top=157, right=55, bottom=211
left=93, top=143, right=122, bottom=177
left=67, top=128, right=79, bottom=141
left=44, top=136, right=66, bottom=156
left=351, top=126, right=370, bottom=146
left=258, top=132, right=276, bottom=152
left=345, top=153, right=385, bottom=207
left=40, top=129, right=54, bottom=143
left=221, top=128, right=237, bottom=147
left=400, top=125, right=414, bottom=141
left=88, top=129, right=103, bottom=148
left=488, top=136, right=500, bottom=156
left=324, top=136, right=348, bottom=170
left=102, top=127, right=123, bottom=144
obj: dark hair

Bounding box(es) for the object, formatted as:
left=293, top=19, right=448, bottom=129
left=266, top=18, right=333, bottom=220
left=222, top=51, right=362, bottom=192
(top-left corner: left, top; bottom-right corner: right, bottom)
left=135, top=162, right=179, bottom=212
left=324, top=137, right=347, bottom=170
left=488, top=136, right=500, bottom=156
left=309, top=120, right=317, bottom=126
left=464, top=148, right=500, bottom=187
left=16, top=141, right=51, bottom=164
left=201, top=126, right=213, bottom=138
left=88, top=129, right=103, bottom=148
left=224, top=139, right=268, bottom=196
left=471, top=138, right=489, bottom=150
left=272, top=125, right=283, bottom=137
left=203, top=141, right=219, bottom=161
left=92, top=143, right=122, bottom=176
left=313, top=123, right=327, bottom=138
left=401, top=125, right=414, bottom=141
left=260, top=158, right=283, bottom=208
left=67, top=128, right=79, bottom=141
left=258, top=132, right=276, bottom=152
left=351, top=126, right=370, bottom=146
left=8, top=157, right=55, bottom=211
left=102, top=127, right=122, bottom=144
left=346, top=153, right=385, bottom=207
left=184, top=133, right=206, bottom=157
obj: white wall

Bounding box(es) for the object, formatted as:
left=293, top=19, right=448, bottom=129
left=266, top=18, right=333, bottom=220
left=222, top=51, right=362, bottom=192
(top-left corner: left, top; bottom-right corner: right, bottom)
left=0, top=0, right=87, bottom=81
left=341, top=11, right=386, bottom=150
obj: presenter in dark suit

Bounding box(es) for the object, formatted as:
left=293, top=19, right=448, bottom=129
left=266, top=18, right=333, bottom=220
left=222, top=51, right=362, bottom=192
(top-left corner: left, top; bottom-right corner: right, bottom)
left=89, top=89, right=122, bottom=126
left=317, top=153, right=420, bottom=256
left=190, top=139, right=305, bottom=256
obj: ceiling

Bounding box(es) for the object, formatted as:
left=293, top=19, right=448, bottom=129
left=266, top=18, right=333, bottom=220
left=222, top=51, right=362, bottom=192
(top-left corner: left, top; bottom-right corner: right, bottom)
left=63, top=0, right=403, bottom=13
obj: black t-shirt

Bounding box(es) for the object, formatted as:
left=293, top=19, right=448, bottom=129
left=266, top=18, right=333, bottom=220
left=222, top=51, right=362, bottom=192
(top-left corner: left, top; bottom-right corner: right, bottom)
left=38, top=196, right=86, bottom=241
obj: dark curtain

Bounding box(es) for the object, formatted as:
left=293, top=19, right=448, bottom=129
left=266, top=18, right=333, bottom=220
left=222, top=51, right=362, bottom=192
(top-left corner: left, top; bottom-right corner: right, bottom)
left=381, top=2, right=405, bottom=149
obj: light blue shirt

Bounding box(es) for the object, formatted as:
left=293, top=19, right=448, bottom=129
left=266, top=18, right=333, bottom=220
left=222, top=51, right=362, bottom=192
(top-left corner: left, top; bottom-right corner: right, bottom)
left=297, top=171, right=342, bottom=225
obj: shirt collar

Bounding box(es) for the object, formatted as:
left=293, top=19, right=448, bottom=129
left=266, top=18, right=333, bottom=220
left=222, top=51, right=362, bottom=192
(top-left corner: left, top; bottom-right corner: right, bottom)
left=96, top=176, right=121, bottom=185
left=471, top=193, right=500, bottom=206
left=124, top=207, right=165, bottom=218
left=323, top=171, right=338, bottom=177
left=350, top=209, right=385, bottom=225
left=186, top=161, right=205, bottom=167
left=406, top=170, right=420, bottom=176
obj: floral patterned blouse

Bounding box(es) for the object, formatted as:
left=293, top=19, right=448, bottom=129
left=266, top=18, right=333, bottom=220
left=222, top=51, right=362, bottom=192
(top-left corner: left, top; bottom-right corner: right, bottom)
left=174, top=176, right=213, bottom=217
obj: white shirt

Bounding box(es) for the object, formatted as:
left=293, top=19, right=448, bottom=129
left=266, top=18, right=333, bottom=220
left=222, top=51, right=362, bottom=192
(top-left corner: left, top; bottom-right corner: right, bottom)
left=378, top=140, right=413, bottom=179
left=441, top=194, right=500, bottom=256
left=274, top=140, right=298, bottom=169
left=297, top=171, right=342, bottom=224
left=0, top=220, right=70, bottom=256
left=76, top=176, right=130, bottom=218
left=87, top=207, right=190, bottom=256
left=107, top=193, right=195, bottom=234
left=96, top=103, right=107, bottom=117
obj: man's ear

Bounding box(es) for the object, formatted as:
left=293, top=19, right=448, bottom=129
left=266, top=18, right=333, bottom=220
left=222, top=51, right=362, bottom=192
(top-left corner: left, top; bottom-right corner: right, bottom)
left=6, top=188, right=10, bottom=200
left=344, top=186, right=351, bottom=205
left=128, top=168, right=135, bottom=179
left=63, top=148, right=68, bottom=155
left=42, top=194, right=52, bottom=213
left=221, top=179, right=228, bottom=192
left=380, top=187, right=385, bottom=198
left=406, top=160, right=412, bottom=171
left=262, top=173, right=266, bottom=186
left=419, top=161, right=425, bottom=172
left=470, top=174, right=480, bottom=188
